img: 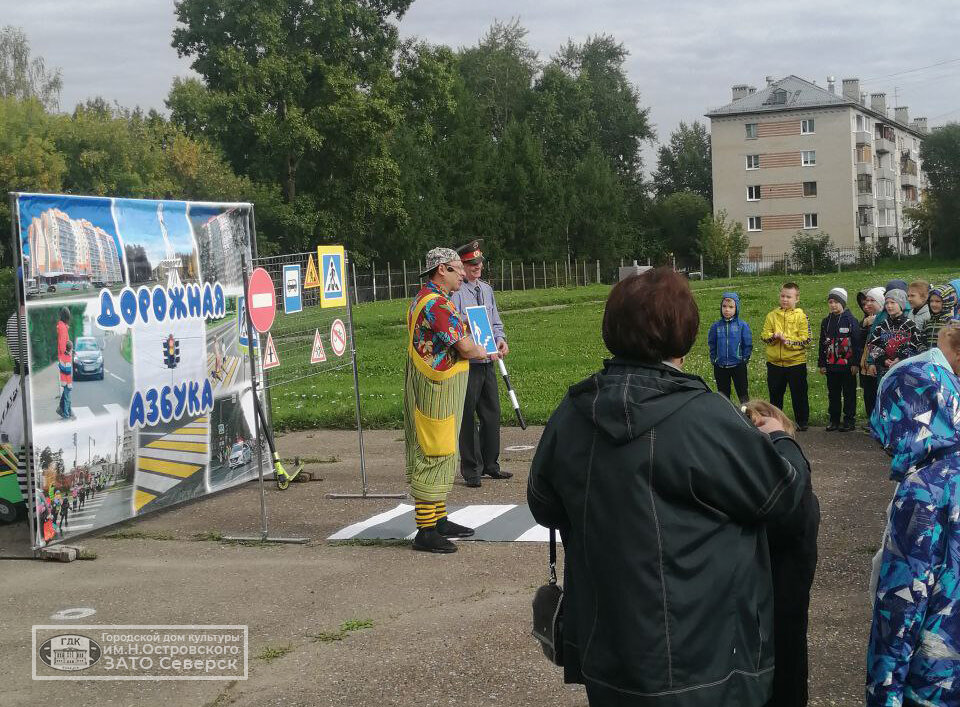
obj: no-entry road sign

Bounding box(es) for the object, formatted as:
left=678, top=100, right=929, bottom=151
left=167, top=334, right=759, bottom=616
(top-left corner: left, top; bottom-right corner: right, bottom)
left=248, top=267, right=276, bottom=333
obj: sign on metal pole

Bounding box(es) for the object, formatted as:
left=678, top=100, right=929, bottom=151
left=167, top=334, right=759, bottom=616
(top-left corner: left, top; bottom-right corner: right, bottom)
left=318, top=245, right=346, bottom=308
left=330, top=319, right=347, bottom=357
left=283, top=264, right=302, bottom=314
left=248, top=267, right=276, bottom=333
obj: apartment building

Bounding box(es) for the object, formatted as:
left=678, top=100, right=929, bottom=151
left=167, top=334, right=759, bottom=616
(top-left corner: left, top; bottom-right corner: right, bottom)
left=706, top=75, right=927, bottom=258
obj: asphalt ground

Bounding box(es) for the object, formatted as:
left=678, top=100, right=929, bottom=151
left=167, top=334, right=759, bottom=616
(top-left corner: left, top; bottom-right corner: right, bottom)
left=0, top=424, right=890, bottom=707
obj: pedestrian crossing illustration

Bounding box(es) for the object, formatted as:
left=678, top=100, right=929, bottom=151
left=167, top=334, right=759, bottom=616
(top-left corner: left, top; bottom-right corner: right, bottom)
left=208, top=351, right=244, bottom=392
left=62, top=482, right=126, bottom=533
left=328, top=504, right=550, bottom=543
left=71, top=403, right=127, bottom=421
left=134, top=416, right=209, bottom=512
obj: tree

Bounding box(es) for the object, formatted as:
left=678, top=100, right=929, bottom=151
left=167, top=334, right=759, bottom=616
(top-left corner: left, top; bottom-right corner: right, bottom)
left=653, top=121, right=712, bottom=203
left=904, top=194, right=936, bottom=256
left=169, top=0, right=413, bottom=258
left=0, top=26, right=61, bottom=110
left=648, top=191, right=711, bottom=261
left=698, top=210, right=748, bottom=275
left=919, top=123, right=960, bottom=257
left=790, top=231, right=836, bottom=273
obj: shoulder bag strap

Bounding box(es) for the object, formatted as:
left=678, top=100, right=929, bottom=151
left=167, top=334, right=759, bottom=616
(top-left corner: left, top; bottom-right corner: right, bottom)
left=548, top=528, right=558, bottom=585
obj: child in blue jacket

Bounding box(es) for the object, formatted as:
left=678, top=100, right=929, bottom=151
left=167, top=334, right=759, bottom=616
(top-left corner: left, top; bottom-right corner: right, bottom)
left=708, top=292, right=752, bottom=402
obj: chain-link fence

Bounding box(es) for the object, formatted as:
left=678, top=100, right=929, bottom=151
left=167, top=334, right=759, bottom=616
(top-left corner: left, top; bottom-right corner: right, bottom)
left=345, top=246, right=929, bottom=304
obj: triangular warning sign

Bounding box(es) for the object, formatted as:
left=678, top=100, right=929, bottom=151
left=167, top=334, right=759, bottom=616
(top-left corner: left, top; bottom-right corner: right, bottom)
left=304, top=254, right=321, bottom=289
left=263, top=332, right=281, bottom=370
left=310, top=329, right=327, bottom=363
left=325, top=257, right=342, bottom=293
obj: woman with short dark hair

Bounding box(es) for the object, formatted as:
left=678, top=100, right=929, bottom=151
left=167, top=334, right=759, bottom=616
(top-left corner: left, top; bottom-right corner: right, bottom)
left=528, top=268, right=815, bottom=706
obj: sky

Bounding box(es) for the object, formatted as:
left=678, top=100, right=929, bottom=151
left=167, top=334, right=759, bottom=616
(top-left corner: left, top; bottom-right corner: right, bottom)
left=8, top=0, right=960, bottom=172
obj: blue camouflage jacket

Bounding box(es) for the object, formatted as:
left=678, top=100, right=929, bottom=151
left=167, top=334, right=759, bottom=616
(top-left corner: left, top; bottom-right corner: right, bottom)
left=867, top=348, right=960, bottom=706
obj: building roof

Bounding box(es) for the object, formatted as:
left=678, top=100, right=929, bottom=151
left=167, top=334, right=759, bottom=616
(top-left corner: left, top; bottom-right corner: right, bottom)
left=705, top=75, right=925, bottom=137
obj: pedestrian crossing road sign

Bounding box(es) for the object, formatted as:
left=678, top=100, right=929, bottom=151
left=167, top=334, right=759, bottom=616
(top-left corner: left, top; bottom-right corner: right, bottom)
left=304, top=254, right=321, bottom=289
left=263, top=332, right=280, bottom=370
left=318, top=245, right=346, bottom=308
left=465, top=306, right=498, bottom=355
left=237, top=296, right=258, bottom=350
left=311, top=329, right=327, bottom=363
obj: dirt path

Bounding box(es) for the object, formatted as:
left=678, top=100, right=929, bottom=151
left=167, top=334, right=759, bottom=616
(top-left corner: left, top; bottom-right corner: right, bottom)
left=0, top=425, right=889, bottom=706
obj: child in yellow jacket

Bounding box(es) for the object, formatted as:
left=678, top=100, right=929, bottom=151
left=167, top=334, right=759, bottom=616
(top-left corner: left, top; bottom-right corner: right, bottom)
left=761, top=282, right=812, bottom=430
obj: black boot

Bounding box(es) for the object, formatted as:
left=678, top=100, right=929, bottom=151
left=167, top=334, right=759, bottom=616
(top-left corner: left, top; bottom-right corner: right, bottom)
left=412, top=527, right=457, bottom=553
left=436, top=517, right=475, bottom=538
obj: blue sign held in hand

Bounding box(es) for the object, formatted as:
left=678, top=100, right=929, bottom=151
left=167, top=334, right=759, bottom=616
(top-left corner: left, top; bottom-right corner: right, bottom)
left=465, top=306, right=498, bottom=355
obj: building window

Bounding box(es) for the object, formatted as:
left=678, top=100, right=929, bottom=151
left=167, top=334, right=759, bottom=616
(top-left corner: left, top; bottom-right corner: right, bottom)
left=746, top=154, right=760, bottom=169
left=856, top=145, right=872, bottom=163
left=747, top=185, right=761, bottom=201
left=801, top=150, right=816, bottom=166
left=804, top=213, right=818, bottom=229
left=801, top=119, right=815, bottom=134
left=745, top=123, right=757, bottom=139
left=748, top=216, right=762, bottom=231
left=856, top=115, right=866, bottom=131
left=803, top=181, right=817, bottom=197
left=857, top=174, right=873, bottom=194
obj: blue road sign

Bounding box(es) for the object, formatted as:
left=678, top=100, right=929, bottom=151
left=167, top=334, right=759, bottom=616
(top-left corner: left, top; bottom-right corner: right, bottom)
left=283, top=264, right=302, bottom=314
left=237, top=296, right=258, bottom=350
left=465, top=305, right=498, bottom=355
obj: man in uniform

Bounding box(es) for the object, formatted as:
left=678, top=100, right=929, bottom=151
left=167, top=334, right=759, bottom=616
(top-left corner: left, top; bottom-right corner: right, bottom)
left=451, top=240, right=512, bottom=488
left=404, top=247, right=495, bottom=553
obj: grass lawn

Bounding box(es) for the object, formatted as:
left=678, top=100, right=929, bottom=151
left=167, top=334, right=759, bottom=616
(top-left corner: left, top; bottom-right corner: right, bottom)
left=267, top=256, right=960, bottom=431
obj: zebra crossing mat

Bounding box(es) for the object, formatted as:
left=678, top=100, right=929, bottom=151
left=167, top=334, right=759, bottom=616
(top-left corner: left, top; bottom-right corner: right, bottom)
left=328, top=503, right=549, bottom=542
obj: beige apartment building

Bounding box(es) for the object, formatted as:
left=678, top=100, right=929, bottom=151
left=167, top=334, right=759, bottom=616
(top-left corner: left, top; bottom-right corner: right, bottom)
left=706, top=75, right=927, bottom=260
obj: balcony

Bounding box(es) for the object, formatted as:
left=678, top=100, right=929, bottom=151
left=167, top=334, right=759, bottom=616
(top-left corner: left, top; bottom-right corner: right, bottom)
left=877, top=225, right=897, bottom=238
left=858, top=192, right=875, bottom=208
left=855, top=130, right=872, bottom=145
left=876, top=166, right=895, bottom=183
left=875, top=136, right=895, bottom=153
left=856, top=161, right=873, bottom=176
left=876, top=197, right=895, bottom=211
left=901, top=171, right=918, bottom=188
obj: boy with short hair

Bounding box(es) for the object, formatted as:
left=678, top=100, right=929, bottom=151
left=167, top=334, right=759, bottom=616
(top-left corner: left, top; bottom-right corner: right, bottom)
left=818, top=288, right=862, bottom=432
left=907, top=280, right=931, bottom=331
left=761, top=282, right=812, bottom=430
left=707, top=292, right=752, bottom=403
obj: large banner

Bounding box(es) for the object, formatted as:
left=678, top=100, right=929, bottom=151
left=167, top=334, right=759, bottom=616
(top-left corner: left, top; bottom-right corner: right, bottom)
left=14, top=193, right=267, bottom=548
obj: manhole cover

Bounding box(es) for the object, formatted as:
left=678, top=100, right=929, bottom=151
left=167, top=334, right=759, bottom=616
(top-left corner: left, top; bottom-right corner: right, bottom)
left=505, top=445, right=535, bottom=452
left=50, top=607, right=96, bottom=620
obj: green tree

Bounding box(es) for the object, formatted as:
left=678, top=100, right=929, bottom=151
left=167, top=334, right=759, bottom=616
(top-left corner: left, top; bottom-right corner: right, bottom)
left=904, top=193, right=936, bottom=256
left=653, top=121, right=712, bottom=203
left=168, top=0, right=413, bottom=258
left=648, top=191, right=711, bottom=261
left=919, top=123, right=960, bottom=257
left=790, top=231, right=836, bottom=273
left=697, top=209, right=748, bottom=275
left=0, top=26, right=61, bottom=110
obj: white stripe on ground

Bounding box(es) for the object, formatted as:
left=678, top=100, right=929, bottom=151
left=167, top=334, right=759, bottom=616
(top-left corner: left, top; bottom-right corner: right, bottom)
left=515, top=525, right=551, bottom=542
left=109, top=373, right=125, bottom=383
left=104, top=403, right=125, bottom=416
left=65, top=524, right=94, bottom=531
left=73, top=407, right=95, bottom=420
left=138, top=450, right=209, bottom=465
left=404, top=504, right=517, bottom=540
left=328, top=503, right=414, bottom=540
left=154, top=434, right=210, bottom=443
left=134, top=472, right=182, bottom=493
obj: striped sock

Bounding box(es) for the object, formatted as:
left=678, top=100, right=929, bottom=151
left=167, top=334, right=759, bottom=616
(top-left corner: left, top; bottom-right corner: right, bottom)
left=435, top=500, right=447, bottom=522
left=415, top=500, right=436, bottom=529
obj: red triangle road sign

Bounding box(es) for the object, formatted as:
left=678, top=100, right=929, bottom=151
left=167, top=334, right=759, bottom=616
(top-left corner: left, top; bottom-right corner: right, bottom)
left=263, top=332, right=281, bottom=370
left=311, top=329, right=327, bottom=363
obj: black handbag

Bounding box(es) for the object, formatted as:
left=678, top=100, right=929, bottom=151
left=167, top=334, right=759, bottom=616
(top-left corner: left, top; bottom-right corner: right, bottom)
left=531, top=527, right=564, bottom=666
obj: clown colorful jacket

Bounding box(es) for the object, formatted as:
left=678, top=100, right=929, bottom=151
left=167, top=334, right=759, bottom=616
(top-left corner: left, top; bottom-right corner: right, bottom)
left=867, top=349, right=960, bottom=706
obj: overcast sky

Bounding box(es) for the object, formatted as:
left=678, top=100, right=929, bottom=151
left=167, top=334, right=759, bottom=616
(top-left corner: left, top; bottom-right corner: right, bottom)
left=8, top=0, right=960, bottom=169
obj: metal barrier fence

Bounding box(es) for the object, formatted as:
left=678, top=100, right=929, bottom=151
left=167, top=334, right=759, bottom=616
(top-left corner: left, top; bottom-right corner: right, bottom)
left=347, top=246, right=925, bottom=302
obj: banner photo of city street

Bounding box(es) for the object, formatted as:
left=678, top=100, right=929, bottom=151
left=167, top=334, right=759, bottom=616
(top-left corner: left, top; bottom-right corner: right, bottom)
left=15, top=193, right=266, bottom=549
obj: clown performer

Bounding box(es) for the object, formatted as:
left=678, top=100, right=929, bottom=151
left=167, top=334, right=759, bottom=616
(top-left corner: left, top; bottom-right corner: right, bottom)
left=404, top=247, right=496, bottom=553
